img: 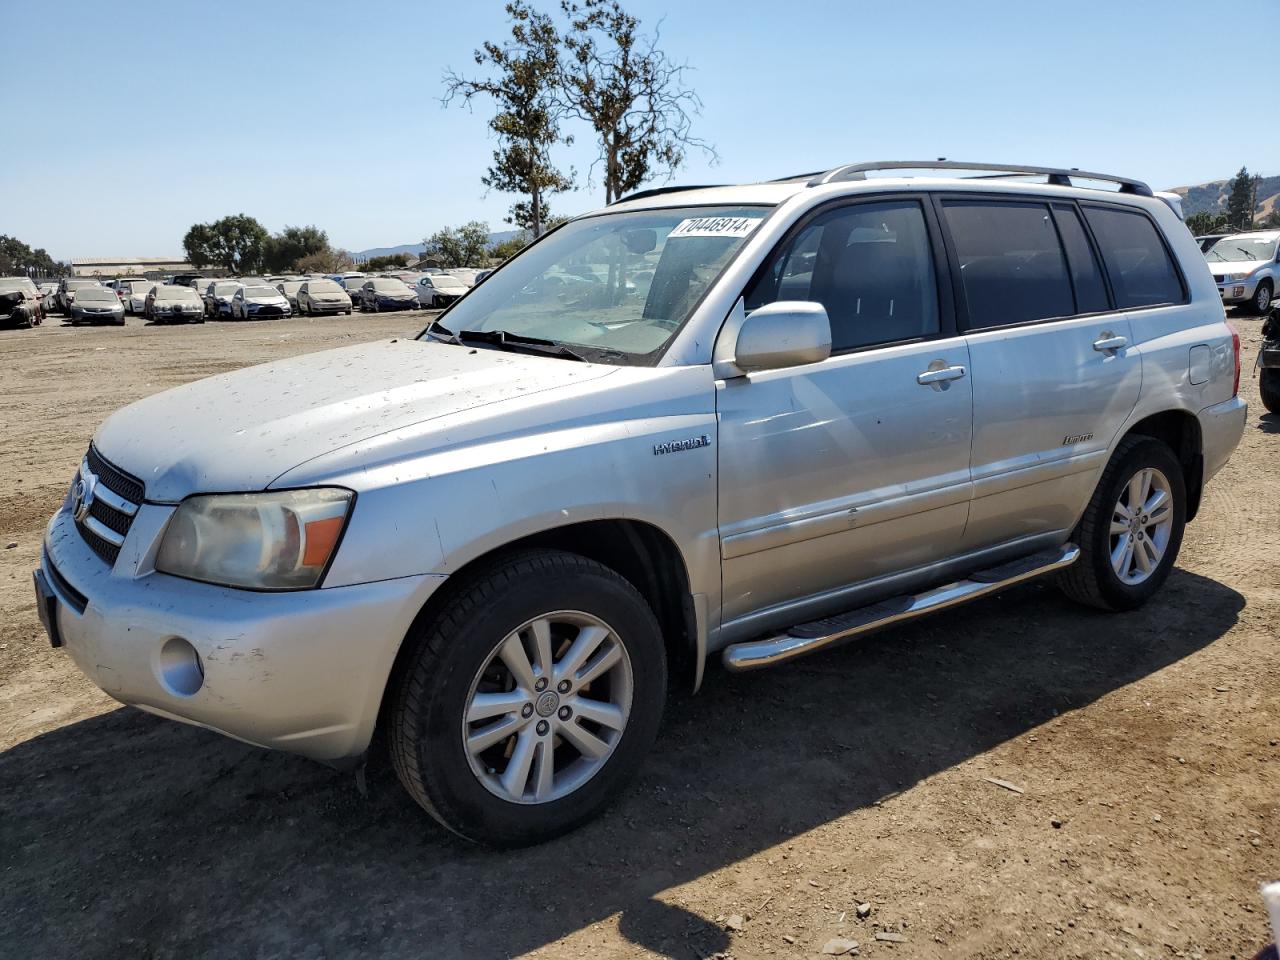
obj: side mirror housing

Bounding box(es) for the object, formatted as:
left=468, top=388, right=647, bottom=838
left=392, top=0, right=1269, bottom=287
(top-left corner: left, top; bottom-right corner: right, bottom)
left=714, top=299, right=832, bottom=378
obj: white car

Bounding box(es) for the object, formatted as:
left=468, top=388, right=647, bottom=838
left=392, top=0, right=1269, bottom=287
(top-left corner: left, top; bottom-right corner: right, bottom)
left=120, top=280, right=155, bottom=316
left=415, top=273, right=469, bottom=308
left=444, top=268, right=481, bottom=287
left=1204, top=230, right=1279, bottom=314
left=230, top=284, right=292, bottom=320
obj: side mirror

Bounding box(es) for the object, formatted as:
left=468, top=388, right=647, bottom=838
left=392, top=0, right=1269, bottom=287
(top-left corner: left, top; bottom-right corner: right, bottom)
left=714, top=299, right=832, bottom=377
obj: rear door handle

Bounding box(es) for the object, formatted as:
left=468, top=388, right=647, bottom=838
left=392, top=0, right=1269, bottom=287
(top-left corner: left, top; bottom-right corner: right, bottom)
left=1093, top=334, right=1128, bottom=353
left=916, top=365, right=966, bottom=386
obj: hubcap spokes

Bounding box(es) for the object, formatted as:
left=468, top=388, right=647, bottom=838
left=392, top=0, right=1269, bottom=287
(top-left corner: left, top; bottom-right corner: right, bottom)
left=463, top=612, right=632, bottom=805
left=1109, top=467, right=1174, bottom=585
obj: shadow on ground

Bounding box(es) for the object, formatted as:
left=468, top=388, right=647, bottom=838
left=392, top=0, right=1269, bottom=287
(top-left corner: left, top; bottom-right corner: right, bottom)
left=0, top=569, right=1242, bottom=958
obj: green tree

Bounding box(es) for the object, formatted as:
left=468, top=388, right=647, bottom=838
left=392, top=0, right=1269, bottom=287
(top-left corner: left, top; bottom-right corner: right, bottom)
left=489, top=231, right=532, bottom=261
left=444, top=1, right=572, bottom=236
left=1225, top=167, right=1256, bottom=231
left=361, top=253, right=413, bottom=272
left=183, top=214, right=270, bottom=274
left=264, top=225, right=330, bottom=273
left=423, top=221, right=492, bottom=268
left=1185, top=211, right=1230, bottom=236
left=559, top=0, right=715, bottom=203
left=0, top=235, right=68, bottom=277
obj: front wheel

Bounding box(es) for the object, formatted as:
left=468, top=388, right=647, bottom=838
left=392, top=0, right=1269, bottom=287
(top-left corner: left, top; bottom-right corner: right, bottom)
left=1249, top=280, right=1273, bottom=316
left=388, top=550, right=667, bottom=847
left=1261, top=367, right=1280, bottom=414
left=1056, top=436, right=1186, bottom=611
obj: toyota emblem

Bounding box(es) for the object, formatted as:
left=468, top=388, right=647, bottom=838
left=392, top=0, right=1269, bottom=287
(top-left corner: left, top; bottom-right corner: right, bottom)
left=71, top=473, right=96, bottom=522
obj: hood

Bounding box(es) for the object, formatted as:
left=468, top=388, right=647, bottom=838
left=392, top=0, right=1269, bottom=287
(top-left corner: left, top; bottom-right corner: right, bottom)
left=245, top=294, right=287, bottom=304
left=1205, top=259, right=1268, bottom=275
left=93, top=339, right=616, bottom=501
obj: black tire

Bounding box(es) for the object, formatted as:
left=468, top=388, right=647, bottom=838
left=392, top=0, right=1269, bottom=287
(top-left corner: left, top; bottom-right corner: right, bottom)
left=1248, top=281, right=1274, bottom=316
left=1261, top=368, right=1280, bottom=414
left=1056, top=436, right=1186, bottom=611
left=388, top=549, right=667, bottom=847
left=345, top=308, right=352, bottom=315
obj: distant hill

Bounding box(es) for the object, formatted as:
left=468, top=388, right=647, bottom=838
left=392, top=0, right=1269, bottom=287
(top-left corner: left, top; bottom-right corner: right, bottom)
left=1165, top=174, right=1280, bottom=223
left=352, top=230, right=521, bottom=262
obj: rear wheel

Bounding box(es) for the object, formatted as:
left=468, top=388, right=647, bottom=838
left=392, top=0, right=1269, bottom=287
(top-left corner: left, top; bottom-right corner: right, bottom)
left=1261, top=368, right=1280, bottom=414
left=1056, top=436, right=1186, bottom=611
left=388, top=549, right=666, bottom=847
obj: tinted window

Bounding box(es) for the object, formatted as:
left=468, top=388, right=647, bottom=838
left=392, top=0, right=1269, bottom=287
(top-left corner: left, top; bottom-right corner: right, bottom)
left=746, top=200, right=939, bottom=351
left=1051, top=203, right=1110, bottom=314
left=943, top=200, right=1074, bottom=328
left=1082, top=206, right=1183, bottom=309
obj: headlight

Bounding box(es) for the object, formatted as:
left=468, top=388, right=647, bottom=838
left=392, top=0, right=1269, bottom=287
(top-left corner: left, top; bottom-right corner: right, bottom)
left=156, top=488, right=353, bottom=590
left=1226, top=272, right=1250, bottom=281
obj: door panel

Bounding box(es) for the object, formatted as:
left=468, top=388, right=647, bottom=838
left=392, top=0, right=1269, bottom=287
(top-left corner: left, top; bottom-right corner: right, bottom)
left=716, top=338, right=973, bottom=626
left=961, top=314, right=1140, bottom=549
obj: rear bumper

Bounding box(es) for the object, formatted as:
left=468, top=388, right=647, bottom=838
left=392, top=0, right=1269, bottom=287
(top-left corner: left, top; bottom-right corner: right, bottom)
left=1198, top=394, right=1247, bottom=486
left=41, top=503, right=445, bottom=763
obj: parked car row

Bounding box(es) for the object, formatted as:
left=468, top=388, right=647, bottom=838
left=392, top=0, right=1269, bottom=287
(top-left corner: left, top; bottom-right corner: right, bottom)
left=6, top=264, right=491, bottom=331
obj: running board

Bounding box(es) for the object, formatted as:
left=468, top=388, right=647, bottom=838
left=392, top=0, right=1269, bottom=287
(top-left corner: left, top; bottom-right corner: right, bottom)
left=721, top=544, right=1080, bottom=672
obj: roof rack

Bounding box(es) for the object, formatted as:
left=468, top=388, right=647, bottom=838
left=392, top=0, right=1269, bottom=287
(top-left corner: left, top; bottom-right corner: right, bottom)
left=612, top=184, right=726, bottom=204
left=804, top=160, right=1153, bottom=197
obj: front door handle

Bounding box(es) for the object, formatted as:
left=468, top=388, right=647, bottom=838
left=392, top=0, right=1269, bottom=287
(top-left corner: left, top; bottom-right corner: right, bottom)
left=916, top=364, right=966, bottom=387
left=1093, top=334, right=1128, bottom=353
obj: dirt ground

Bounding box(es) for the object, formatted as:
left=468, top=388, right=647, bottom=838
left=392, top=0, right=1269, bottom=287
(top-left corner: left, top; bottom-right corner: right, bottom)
left=0, top=310, right=1276, bottom=960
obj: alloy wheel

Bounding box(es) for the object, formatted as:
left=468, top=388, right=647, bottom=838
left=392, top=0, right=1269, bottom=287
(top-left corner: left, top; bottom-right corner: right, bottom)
left=462, top=611, right=633, bottom=805
left=1109, top=467, right=1175, bottom=584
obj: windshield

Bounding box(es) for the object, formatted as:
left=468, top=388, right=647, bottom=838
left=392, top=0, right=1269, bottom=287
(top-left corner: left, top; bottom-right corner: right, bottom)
left=78, top=288, right=117, bottom=303
left=65, top=280, right=98, bottom=290
left=431, top=275, right=467, bottom=290
left=212, top=282, right=240, bottom=296
left=243, top=286, right=278, bottom=298
left=1206, top=236, right=1278, bottom=263
left=371, top=278, right=408, bottom=292
left=307, top=280, right=343, bottom=294
left=281, top=281, right=304, bottom=295
left=421, top=205, right=769, bottom=362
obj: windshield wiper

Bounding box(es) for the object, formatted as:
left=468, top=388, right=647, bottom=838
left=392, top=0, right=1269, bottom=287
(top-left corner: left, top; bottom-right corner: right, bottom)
left=456, top=329, right=588, bottom=362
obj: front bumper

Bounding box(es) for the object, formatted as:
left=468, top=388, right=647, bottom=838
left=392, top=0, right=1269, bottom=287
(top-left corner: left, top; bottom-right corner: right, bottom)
left=1197, top=394, right=1247, bottom=486
left=40, top=501, right=444, bottom=763
left=1216, top=276, right=1259, bottom=304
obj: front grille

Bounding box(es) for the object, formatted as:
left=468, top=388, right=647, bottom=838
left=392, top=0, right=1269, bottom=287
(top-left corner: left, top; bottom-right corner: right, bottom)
left=86, top=443, right=144, bottom=503
left=75, top=445, right=145, bottom=566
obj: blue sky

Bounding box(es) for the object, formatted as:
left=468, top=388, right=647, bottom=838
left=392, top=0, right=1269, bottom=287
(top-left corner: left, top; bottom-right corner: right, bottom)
left=6, top=0, right=1276, bottom=260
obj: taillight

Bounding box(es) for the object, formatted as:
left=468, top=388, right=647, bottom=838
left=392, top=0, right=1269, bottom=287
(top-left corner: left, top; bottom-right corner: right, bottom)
left=1229, top=322, right=1241, bottom=396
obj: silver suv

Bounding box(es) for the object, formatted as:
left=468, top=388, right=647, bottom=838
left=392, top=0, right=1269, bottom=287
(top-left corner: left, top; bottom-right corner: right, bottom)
left=35, top=161, right=1247, bottom=846
left=1205, top=229, right=1279, bottom=314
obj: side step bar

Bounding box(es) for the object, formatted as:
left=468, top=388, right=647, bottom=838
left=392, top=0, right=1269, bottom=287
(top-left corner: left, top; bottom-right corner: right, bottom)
left=722, top=544, right=1080, bottom=672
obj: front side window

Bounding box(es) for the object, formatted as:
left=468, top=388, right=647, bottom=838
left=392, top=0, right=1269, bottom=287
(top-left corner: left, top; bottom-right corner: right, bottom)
left=423, top=205, right=769, bottom=363
left=745, top=200, right=940, bottom=351
left=1082, top=205, right=1183, bottom=309
left=943, top=200, right=1075, bottom=328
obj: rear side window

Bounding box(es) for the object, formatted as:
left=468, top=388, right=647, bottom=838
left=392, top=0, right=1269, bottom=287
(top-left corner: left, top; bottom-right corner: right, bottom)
left=942, top=200, right=1074, bottom=328
left=1081, top=205, right=1183, bottom=309
left=1051, top=203, right=1110, bottom=314
left=745, top=200, right=940, bottom=351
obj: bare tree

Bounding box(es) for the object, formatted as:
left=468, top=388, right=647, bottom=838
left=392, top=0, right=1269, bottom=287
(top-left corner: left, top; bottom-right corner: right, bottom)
left=558, top=0, right=715, bottom=204
left=444, top=1, right=572, bottom=236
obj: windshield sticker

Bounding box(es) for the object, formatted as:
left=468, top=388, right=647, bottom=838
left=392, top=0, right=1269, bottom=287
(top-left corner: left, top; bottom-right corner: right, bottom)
left=668, top=216, right=762, bottom=239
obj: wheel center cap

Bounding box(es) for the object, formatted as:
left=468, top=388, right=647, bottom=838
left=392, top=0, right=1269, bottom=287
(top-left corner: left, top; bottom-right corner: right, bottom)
left=535, top=691, right=560, bottom=718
